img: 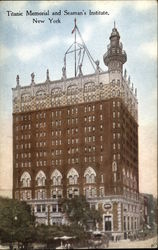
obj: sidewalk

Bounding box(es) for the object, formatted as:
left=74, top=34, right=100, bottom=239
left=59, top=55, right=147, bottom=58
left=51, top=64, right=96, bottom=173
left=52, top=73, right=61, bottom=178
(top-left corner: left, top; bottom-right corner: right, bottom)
left=108, top=236, right=157, bottom=249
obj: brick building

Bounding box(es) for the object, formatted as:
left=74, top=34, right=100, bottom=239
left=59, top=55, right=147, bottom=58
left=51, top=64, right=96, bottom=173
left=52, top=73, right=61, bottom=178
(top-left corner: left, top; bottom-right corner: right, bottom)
left=12, top=24, right=141, bottom=238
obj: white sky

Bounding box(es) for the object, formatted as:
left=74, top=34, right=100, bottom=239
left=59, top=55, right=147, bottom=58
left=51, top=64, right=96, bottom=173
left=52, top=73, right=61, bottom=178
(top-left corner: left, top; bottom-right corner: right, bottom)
left=0, top=0, right=157, bottom=198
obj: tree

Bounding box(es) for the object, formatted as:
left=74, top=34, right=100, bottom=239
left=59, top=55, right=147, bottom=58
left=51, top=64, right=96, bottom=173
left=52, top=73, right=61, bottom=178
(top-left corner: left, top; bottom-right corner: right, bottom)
left=0, top=196, right=35, bottom=249
left=62, top=195, right=102, bottom=230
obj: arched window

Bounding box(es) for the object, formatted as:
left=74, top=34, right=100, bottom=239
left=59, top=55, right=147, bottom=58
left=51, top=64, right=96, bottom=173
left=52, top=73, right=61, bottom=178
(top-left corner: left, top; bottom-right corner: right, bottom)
left=67, top=85, right=78, bottom=104
left=112, top=161, right=117, bottom=172
left=35, top=170, right=46, bottom=186
left=84, top=167, right=96, bottom=184
left=84, top=82, right=95, bottom=92
left=51, top=169, right=62, bottom=186
left=20, top=171, right=31, bottom=187
left=36, top=90, right=47, bottom=108
left=67, top=85, right=78, bottom=95
left=67, top=168, right=79, bottom=185
left=21, top=93, right=31, bottom=103
left=36, top=90, right=46, bottom=100
left=51, top=88, right=62, bottom=106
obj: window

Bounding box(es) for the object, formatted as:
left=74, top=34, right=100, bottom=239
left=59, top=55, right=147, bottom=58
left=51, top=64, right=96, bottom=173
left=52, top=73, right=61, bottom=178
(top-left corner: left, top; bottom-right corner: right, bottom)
left=35, top=171, right=46, bottom=186
left=51, top=169, right=62, bottom=186
left=104, top=216, right=112, bottom=231
left=20, top=172, right=31, bottom=187
left=100, top=187, right=104, bottom=197
left=117, top=101, right=120, bottom=107
left=84, top=167, right=96, bottom=184
left=67, top=168, right=79, bottom=185
left=37, top=205, right=41, bottom=213
left=101, top=175, right=104, bottom=183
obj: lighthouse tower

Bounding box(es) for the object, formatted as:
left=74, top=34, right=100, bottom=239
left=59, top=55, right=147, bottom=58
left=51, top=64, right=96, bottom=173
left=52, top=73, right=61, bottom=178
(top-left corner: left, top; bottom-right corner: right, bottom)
left=103, top=23, right=127, bottom=82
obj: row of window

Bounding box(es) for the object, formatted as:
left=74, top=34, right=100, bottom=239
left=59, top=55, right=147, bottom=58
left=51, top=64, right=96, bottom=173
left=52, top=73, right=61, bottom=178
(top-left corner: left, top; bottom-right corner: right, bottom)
left=16, top=186, right=105, bottom=201
left=16, top=143, right=31, bottom=150
left=68, top=147, right=79, bottom=154
left=113, top=122, right=120, bottom=129
left=36, top=151, right=47, bottom=157
left=123, top=216, right=139, bottom=231
left=113, top=153, right=121, bottom=160
left=36, top=113, right=46, bottom=119
left=85, top=136, right=95, bottom=143
left=16, top=124, right=31, bottom=131
left=123, top=203, right=139, bottom=213
left=84, top=156, right=96, bottom=163
left=113, top=133, right=121, bottom=140
left=16, top=134, right=31, bottom=140
left=15, top=113, right=104, bottom=132
left=113, top=143, right=121, bottom=150
left=16, top=155, right=104, bottom=167
left=15, top=114, right=31, bottom=122
left=52, top=130, right=62, bottom=136
left=36, top=141, right=46, bottom=147
left=84, top=114, right=103, bottom=122
left=36, top=122, right=46, bottom=128
left=67, top=128, right=78, bottom=135
left=68, top=157, right=79, bottom=164
left=85, top=146, right=96, bottom=153
left=123, top=177, right=137, bottom=189
left=51, top=159, right=62, bottom=166
left=16, top=162, right=31, bottom=168
left=36, top=160, right=47, bottom=167
left=16, top=153, right=31, bottom=159
left=84, top=126, right=95, bottom=132
left=36, top=204, right=62, bottom=213
left=113, top=111, right=120, bottom=119
left=113, top=101, right=120, bottom=108
left=52, top=149, right=62, bottom=156
left=15, top=144, right=104, bottom=163
left=19, top=167, right=98, bottom=188
left=123, top=188, right=139, bottom=200
left=67, top=138, right=79, bottom=144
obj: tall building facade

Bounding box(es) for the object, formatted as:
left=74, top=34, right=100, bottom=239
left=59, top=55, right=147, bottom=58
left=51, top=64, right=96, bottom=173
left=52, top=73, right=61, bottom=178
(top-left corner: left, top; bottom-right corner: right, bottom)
left=12, top=25, right=140, bottom=238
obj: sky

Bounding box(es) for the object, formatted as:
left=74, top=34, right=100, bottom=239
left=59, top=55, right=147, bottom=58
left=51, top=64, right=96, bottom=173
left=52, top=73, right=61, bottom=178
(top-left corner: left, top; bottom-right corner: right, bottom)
left=0, top=0, right=157, bottom=198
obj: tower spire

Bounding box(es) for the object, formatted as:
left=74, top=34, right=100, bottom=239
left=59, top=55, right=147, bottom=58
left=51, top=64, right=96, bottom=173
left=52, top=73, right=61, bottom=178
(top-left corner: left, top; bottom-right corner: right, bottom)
left=114, top=20, right=116, bottom=29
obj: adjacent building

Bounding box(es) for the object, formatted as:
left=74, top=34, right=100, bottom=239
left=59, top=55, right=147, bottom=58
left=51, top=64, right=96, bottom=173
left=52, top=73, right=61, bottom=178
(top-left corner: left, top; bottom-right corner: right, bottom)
left=12, top=24, right=140, bottom=238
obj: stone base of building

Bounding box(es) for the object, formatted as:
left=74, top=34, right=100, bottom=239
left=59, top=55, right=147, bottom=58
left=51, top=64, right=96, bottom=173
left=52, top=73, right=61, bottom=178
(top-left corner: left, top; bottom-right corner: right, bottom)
left=27, top=195, right=141, bottom=237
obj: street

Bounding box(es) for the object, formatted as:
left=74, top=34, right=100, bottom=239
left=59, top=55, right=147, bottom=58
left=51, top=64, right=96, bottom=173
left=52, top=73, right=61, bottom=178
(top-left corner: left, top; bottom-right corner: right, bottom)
left=108, top=236, right=157, bottom=249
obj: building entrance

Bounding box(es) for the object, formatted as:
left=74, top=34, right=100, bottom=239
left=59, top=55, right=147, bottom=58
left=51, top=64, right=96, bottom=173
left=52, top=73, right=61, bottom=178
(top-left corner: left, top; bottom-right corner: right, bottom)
left=104, top=216, right=112, bottom=231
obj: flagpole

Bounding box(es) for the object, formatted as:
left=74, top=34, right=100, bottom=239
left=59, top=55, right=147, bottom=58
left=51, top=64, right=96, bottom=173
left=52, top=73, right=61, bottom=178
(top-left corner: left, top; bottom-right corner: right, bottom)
left=74, top=18, right=76, bottom=77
